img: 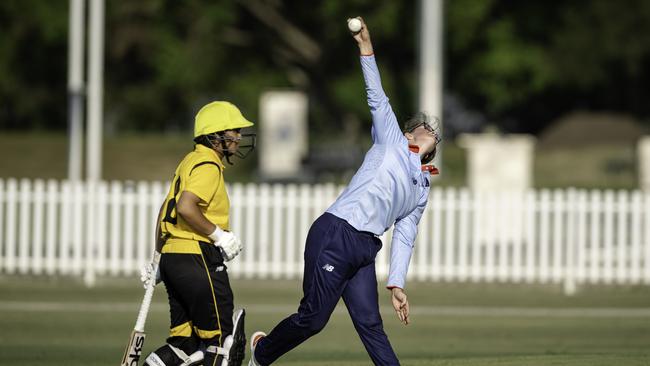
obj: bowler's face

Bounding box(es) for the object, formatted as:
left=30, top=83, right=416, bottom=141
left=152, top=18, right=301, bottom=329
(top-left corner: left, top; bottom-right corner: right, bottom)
left=410, top=125, right=439, bottom=155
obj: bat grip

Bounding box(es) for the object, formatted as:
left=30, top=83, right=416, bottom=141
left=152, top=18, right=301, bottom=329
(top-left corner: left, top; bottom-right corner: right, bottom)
left=134, top=251, right=161, bottom=332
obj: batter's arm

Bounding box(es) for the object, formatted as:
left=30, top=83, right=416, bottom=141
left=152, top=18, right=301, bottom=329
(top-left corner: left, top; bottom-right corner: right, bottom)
left=176, top=191, right=218, bottom=236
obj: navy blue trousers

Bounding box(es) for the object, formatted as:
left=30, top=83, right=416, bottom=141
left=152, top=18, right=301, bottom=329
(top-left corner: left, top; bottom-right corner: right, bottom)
left=254, top=213, right=400, bottom=365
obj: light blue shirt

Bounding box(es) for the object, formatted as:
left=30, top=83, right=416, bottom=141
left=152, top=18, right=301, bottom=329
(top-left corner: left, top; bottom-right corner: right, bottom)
left=327, top=55, right=431, bottom=289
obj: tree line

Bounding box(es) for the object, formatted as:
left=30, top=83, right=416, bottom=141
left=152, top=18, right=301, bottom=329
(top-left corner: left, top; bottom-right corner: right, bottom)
left=1, top=0, right=649, bottom=140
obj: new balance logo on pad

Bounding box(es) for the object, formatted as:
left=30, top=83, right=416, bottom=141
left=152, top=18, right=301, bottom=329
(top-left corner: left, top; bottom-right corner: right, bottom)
left=322, top=264, right=334, bottom=272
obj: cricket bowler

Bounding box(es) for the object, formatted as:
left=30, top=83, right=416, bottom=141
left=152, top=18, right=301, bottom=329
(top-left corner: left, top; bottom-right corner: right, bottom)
left=248, top=17, right=441, bottom=366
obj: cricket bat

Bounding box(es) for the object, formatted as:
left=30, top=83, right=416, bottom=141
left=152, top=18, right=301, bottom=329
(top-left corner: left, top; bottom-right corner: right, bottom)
left=120, top=251, right=161, bottom=366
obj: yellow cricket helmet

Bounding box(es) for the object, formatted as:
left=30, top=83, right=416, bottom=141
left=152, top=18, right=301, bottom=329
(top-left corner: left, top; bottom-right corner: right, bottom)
left=194, top=101, right=254, bottom=137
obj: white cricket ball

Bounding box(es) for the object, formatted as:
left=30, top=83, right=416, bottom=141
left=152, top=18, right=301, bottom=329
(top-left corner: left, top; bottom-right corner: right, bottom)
left=347, top=18, right=362, bottom=33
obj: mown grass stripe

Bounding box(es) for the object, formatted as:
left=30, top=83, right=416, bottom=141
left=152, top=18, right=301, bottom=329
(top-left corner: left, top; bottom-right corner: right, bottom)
left=1, top=301, right=648, bottom=317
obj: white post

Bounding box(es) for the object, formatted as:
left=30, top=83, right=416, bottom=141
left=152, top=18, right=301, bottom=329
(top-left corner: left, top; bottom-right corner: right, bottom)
left=431, top=188, right=443, bottom=280
left=72, top=181, right=84, bottom=275
left=258, top=184, right=270, bottom=278
left=84, top=0, right=104, bottom=283
left=86, top=0, right=104, bottom=181
left=418, top=0, right=444, bottom=172
left=5, top=179, right=18, bottom=274
left=639, top=137, right=650, bottom=191
left=298, top=184, right=311, bottom=277
left=68, top=0, right=85, bottom=181
left=564, top=188, right=577, bottom=295
left=589, top=190, right=602, bottom=284
left=575, top=190, right=587, bottom=285
left=496, top=191, right=508, bottom=281
left=539, top=190, right=550, bottom=283
left=285, top=184, right=297, bottom=279
left=96, top=181, right=109, bottom=275
left=552, top=189, right=564, bottom=283
left=630, top=191, right=642, bottom=283
left=270, top=184, right=283, bottom=279
left=615, top=190, right=628, bottom=284
left=603, top=190, right=615, bottom=284
left=457, top=189, right=469, bottom=281
left=512, top=191, right=524, bottom=282
left=45, top=180, right=58, bottom=275
left=524, top=190, right=536, bottom=283
left=243, top=183, right=257, bottom=278
left=484, top=193, right=496, bottom=281
left=443, top=188, right=456, bottom=280
left=470, top=190, right=482, bottom=282
left=84, top=180, right=97, bottom=286
left=33, top=180, right=45, bottom=274
left=59, top=182, right=72, bottom=274
left=229, top=183, right=244, bottom=279
left=123, top=185, right=135, bottom=275
left=136, top=182, right=149, bottom=271
left=109, top=181, right=122, bottom=276
left=18, top=179, right=31, bottom=274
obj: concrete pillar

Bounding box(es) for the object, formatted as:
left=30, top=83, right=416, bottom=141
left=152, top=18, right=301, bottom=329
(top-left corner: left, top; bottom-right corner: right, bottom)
left=458, top=133, right=536, bottom=247
left=258, top=91, right=308, bottom=181
left=458, top=133, right=536, bottom=192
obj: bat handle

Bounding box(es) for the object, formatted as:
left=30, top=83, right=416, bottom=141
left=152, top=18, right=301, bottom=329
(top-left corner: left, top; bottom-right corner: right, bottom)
left=134, top=251, right=161, bottom=332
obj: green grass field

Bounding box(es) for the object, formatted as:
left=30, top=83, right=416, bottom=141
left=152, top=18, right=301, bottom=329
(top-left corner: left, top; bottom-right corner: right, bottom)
left=0, top=276, right=649, bottom=366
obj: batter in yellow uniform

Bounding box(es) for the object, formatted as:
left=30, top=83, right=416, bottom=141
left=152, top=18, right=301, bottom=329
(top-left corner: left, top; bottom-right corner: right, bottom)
left=143, top=101, right=255, bottom=366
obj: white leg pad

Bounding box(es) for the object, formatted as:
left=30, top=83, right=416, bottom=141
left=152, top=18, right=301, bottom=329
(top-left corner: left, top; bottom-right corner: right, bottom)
left=206, top=335, right=232, bottom=366
left=144, top=353, right=167, bottom=366
left=167, top=344, right=204, bottom=366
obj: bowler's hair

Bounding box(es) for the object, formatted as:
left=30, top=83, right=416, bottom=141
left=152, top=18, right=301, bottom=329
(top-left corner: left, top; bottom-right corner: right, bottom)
left=403, top=112, right=441, bottom=135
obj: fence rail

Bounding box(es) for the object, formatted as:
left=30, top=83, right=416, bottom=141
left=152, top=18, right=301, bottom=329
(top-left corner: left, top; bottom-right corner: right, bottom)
left=1, top=178, right=649, bottom=293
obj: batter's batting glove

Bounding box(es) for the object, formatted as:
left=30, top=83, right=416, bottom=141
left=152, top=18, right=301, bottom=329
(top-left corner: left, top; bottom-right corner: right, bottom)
left=215, top=231, right=243, bottom=262
left=140, top=260, right=161, bottom=289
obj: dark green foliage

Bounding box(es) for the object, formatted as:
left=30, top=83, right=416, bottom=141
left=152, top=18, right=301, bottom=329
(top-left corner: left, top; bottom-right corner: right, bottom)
left=1, top=0, right=649, bottom=137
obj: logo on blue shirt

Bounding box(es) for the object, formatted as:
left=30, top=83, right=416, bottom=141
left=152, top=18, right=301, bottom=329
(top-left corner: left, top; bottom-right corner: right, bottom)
left=414, top=177, right=429, bottom=187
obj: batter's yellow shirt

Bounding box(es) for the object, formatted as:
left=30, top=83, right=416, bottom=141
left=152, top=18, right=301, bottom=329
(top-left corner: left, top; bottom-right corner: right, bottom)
left=160, top=144, right=230, bottom=254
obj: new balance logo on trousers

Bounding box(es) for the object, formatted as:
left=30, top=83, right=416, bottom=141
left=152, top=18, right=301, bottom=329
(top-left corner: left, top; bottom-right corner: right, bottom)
left=322, top=264, right=335, bottom=272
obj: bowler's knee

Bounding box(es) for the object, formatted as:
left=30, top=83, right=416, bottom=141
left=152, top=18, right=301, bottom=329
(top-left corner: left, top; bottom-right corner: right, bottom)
left=352, top=312, right=383, bottom=331
left=291, top=312, right=329, bottom=336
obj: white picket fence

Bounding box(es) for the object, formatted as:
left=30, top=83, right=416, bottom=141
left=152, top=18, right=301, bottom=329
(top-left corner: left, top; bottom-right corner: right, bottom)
left=1, top=178, right=650, bottom=294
